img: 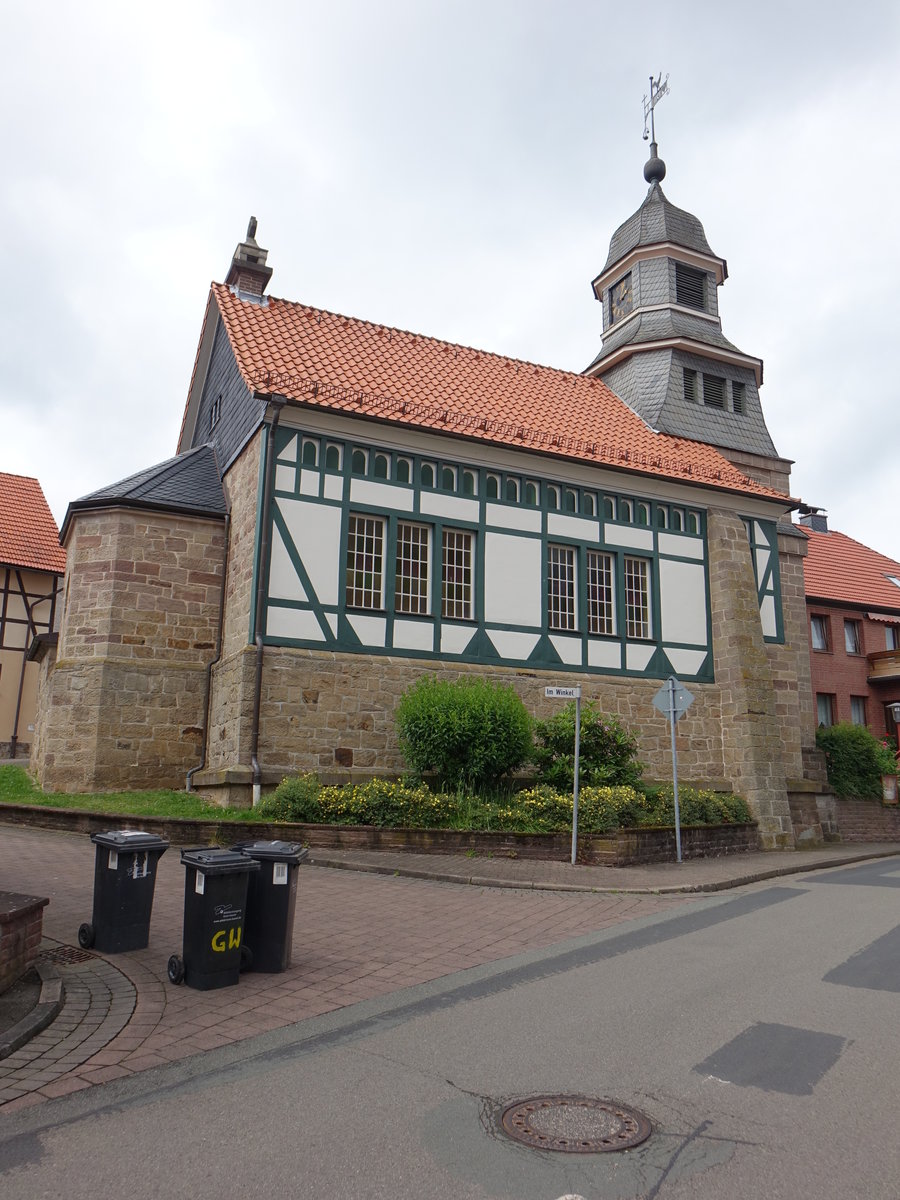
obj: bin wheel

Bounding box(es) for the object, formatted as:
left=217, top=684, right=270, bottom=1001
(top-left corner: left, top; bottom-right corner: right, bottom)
left=239, top=944, right=253, bottom=973
left=77, top=923, right=95, bottom=949
left=167, top=955, right=185, bottom=985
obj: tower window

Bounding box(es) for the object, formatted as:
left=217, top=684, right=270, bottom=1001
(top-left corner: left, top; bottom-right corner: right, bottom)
left=703, top=374, right=726, bottom=409
left=676, top=263, right=706, bottom=310
left=732, top=381, right=746, bottom=414
left=683, top=368, right=698, bottom=403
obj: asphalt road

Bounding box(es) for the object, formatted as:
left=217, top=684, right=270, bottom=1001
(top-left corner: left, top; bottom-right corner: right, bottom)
left=2, top=858, right=900, bottom=1199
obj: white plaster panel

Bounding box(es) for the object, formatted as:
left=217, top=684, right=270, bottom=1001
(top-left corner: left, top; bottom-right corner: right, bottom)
left=278, top=434, right=298, bottom=463
left=268, top=525, right=307, bottom=602
left=392, top=620, right=434, bottom=652
left=485, top=504, right=542, bottom=533
left=441, top=624, right=475, bottom=655
left=276, top=498, right=342, bottom=606
left=754, top=521, right=767, bottom=544
left=487, top=630, right=540, bottom=660
left=760, top=594, right=777, bottom=638
left=547, top=514, right=600, bottom=542
left=324, top=475, right=343, bottom=502
left=604, top=526, right=654, bottom=551
left=666, top=648, right=708, bottom=676
left=658, top=532, right=704, bottom=560
left=325, top=612, right=338, bottom=637
left=418, top=493, right=479, bottom=522
left=659, top=559, right=708, bottom=645
left=755, top=545, right=770, bottom=580
left=625, top=643, right=655, bottom=671
left=300, top=470, right=320, bottom=497
left=275, top=464, right=296, bottom=494
left=588, top=640, right=622, bottom=670
left=350, top=479, right=414, bottom=510
left=484, top=533, right=542, bottom=626
left=549, top=634, right=583, bottom=665
left=348, top=614, right=387, bottom=646
left=266, top=607, right=324, bottom=641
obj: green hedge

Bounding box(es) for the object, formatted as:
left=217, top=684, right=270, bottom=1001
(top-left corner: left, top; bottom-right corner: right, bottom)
left=258, top=775, right=752, bottom=834
left=816, top=723, right=898, bottom=799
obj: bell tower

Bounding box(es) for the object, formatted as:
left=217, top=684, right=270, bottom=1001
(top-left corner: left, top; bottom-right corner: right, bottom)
left=585, top=79, right=789, bottom=493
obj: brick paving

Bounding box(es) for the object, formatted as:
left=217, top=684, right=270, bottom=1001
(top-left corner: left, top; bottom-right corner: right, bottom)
left=0, top=824, right=690, bottom=1111
left=2, top=822, right=897, bottom=1114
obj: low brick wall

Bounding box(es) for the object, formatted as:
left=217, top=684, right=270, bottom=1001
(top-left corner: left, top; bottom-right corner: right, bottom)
left=0, top=893, right=49, bottom=993
left=0, top=803, right=758, bottom=866
left=833, top=798, right=900, bottom=842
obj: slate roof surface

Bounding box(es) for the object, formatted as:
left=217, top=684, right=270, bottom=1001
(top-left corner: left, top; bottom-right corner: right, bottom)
left=603, top=182, right=718, bottom=273
left=0, top=474, right=66, bottom=573
left=62, top=445, right=226, bottom=537
left=211, top=283, right=787, bottom=501
left=588, top=308, right=747, bottom=368
left=801, top=526, right=900, bottom=612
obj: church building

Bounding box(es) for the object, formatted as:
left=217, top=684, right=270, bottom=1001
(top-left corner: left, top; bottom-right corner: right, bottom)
left=31, top=138, right=826, bottom=849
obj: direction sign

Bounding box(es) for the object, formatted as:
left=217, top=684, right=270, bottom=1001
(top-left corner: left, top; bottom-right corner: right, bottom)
left=545, top=686, right=581, bottom=699
left=652, top=677, right=695, bottom=721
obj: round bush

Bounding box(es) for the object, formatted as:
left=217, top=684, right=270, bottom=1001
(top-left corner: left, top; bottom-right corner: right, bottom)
left=395, top=676, right=533, bottom=791
left=532, top=701, right=644, bottom=791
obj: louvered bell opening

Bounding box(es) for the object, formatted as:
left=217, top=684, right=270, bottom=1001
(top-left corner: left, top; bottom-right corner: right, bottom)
left=683, top=368, right=698, bottom=402
left=675, top=263, right=706, bottom=310
left=732, top=382, right=746, bottom=414
left=703, top=374, right=726, bottom=408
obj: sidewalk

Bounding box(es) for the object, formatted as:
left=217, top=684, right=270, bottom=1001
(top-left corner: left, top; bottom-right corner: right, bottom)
left=1, top=819, right=897, bottom=1114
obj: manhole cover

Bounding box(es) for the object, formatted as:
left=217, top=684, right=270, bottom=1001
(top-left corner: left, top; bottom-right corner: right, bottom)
left=40, top=945, right=96, bottom=964
left=499, top=1095, right=652, bottom=1153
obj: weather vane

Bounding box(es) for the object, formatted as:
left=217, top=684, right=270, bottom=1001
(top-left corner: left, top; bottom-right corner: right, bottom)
left=642, top=73, right=670, bottom=142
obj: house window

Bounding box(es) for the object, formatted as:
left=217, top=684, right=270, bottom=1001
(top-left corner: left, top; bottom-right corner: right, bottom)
left=345, top=515, right=384, bottom=609
left=395, top=457, right=411, bottom=484
left=442, top=529, right=473, bottom=620
left=524, top=482, right=539, bottom=506
left=583, top=493, right=595, bottom=517
left=394, top=523, right=429, bottom=615
left=624, top=557, right=651, bottom=639
left=373, top=453, right=390, bottom=479
left=587, top=551, right=615, bottom=635
left=687, top=511, right=700, bottom=534
left=732, top=381, right=746, bottom=414
left=441, top=466, right=457, bottom=491
left=548, top=545, right=576, bottom=631
left=703, top=374, right=726, bottom=409
left=887, top=626, right=899, bottom=651
left=351, top=449, right=368, bottom=475
left=486, top=474, right=500, bottom=499
left=670, top=508, right=684, bottom=532
left=816, top=694, right=835, bottom=727
left=302, top=439, right=318, bottom=467
left=810, top=615, right=829, bottom=651
left=675, top=263, right=706, bottom=310
left=603, top=497, right=616, bottom=519
left=844, top=619, right=862, bottom=655
left=420, top=462, right=435, bottom=488
left=547, top=485, right=560, bottom=510
left=636, top=503, right=649, bottom=526
left=850, top=696, right=867, bottom=726
left=462, top=470, right=477, bottom=496
left=620, top=499, right=634, bottom=523
left=505, top=477, right=520, bottom=503
left=683, top=368, right=698, bottom=403
left=325, top=444, right=342, bottom=471
left=210, top=393, right=221, bottom=431
left=564, top=489, right=578, bottom=513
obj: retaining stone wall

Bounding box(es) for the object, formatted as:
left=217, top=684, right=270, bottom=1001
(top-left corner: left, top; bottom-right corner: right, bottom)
left=0, top=894, right=48, bottom=993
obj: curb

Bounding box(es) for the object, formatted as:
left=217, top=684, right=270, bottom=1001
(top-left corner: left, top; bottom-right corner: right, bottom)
left=0, top=960, right=65, bottom=1061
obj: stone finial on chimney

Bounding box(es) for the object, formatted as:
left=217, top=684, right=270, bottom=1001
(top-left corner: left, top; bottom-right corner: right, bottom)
left=225, top=216, right=273, bottom=297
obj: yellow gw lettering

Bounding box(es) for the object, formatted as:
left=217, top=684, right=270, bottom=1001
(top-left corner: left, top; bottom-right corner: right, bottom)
left=211, top=930, right=227, bottom=952
left=228, top=927, right=242, bottom=950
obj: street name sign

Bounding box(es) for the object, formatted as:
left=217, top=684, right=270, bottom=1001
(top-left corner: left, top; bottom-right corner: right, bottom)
left=545, top=686, right=581, bottom=699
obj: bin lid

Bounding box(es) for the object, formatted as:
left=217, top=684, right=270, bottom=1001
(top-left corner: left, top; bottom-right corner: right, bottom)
left=91, top=830, right=170, bottom=852
left=180, top=848, right=261, bottom=875
left=231, top=840, right=309, bottom=865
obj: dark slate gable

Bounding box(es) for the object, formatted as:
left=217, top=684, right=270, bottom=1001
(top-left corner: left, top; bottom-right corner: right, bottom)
left=60, top=444, right=227, bottom=539
left=194, top=316, right=268, bottom=475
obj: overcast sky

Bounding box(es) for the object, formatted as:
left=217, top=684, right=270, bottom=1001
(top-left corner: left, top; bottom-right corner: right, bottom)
left=3, top=1, right=898, bottom=559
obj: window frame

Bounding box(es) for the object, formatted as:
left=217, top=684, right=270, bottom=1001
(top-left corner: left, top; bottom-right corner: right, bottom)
left=345, top=513, right=386, bottom=611
left=810, top=615, right=829, bottom=652
left=394, top=521, right=430, bottom=616
left=816, top=693, right=836, bottom=727
left=623, top=556, right=652, bottom=640
left=441, top=528, right=474, bottom=621
left=844, top=619, right=862, bottom=656
left=547, top=544, right=577, bottom=632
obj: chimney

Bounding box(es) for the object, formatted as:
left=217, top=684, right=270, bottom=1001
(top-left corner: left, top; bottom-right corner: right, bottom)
left=798, top=505, right=829, bottom=533
left=225, top=216, right=273, bottom=297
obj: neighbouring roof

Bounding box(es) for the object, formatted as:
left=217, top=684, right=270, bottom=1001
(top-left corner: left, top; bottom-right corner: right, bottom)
left=602, top=182, right=719, bottom=274
left=60, top=444, right=227, bottom=540
left=801, top=526, right=900, bottom=612
left=0, top=473, right=66, bottom=574
left=209, top=283, right=788, bottom=502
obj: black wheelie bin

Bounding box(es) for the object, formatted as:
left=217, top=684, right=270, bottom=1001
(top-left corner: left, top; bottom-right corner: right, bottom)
left=232, top=840, right=308, bottom=973
left=78, top=829, right=169, bottom=953
left=167, top=848, right=260, bottom=990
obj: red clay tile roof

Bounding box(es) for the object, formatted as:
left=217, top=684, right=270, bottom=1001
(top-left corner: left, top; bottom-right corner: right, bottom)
left=0, top=474, right=66, bottom=574
left=211, top=283, right=790, bottom=502
left=801, top=526, right=900, bottom=612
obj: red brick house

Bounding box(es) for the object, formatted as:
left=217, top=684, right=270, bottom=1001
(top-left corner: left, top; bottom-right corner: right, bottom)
left=800, top=512, right=900, bottom=741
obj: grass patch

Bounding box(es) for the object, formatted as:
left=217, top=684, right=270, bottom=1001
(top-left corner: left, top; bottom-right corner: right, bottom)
left=0, top=766, right=269, bottom=822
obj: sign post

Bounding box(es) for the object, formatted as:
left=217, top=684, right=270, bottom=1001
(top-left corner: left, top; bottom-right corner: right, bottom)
left=652, top=676, right=695, bottom=864
left=544, top=686, right=582, bottom=865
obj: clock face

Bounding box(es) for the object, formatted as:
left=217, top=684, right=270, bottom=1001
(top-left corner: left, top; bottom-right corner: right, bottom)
left=610, top=273, right=633, bottom=323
